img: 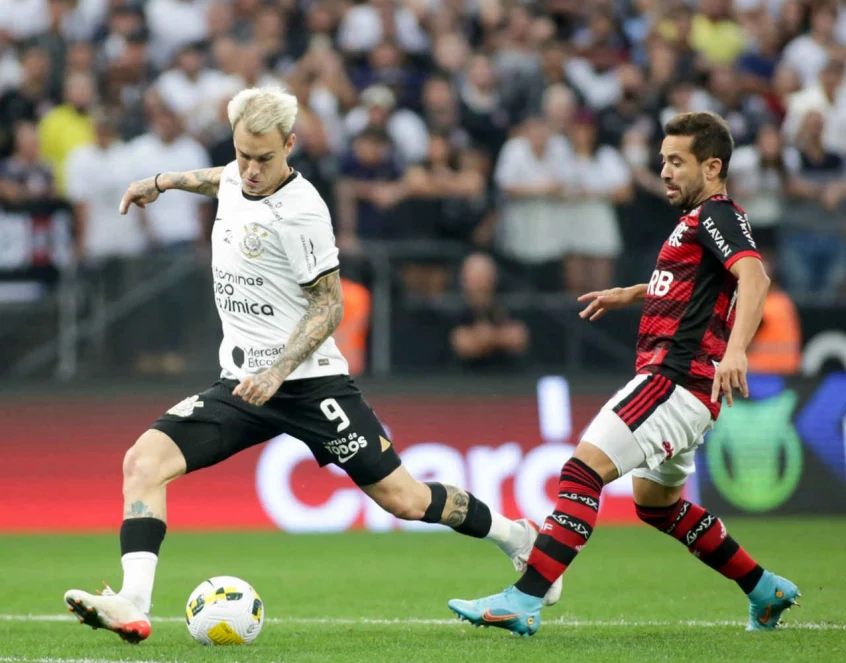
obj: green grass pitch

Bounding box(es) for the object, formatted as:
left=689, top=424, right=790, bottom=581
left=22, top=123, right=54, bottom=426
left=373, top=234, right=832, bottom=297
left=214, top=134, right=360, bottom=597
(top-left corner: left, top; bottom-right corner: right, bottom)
left=2, top=519, right=844, bottom=662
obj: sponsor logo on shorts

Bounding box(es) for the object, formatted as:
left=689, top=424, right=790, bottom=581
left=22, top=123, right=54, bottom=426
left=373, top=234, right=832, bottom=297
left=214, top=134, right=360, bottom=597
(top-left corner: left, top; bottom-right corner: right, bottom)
left=557, top=491, right=599, bottom=511
left=167, top=395, right=204, bottom=417
left=661, top=441, right=675, bottom=462
left=685, top=514, right=716, bottom=546
left=324, top=431, right=368, bottom=464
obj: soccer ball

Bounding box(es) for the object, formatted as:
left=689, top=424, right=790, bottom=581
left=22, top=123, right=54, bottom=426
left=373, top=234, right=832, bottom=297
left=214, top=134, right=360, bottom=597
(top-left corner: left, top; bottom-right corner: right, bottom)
left=185, top=576, right=264, bottom=645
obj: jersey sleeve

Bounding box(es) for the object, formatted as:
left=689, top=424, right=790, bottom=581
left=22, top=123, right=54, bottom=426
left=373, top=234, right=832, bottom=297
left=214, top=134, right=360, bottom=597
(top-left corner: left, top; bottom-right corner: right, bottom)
left=280, top=205, right=340, bottom=288
left=696, top=199, right=761, bottom=270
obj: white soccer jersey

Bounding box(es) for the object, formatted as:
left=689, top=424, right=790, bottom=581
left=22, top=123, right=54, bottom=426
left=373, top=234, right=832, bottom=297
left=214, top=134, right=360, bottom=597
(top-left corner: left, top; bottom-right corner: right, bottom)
left=211, top=161, right=348, bottom=381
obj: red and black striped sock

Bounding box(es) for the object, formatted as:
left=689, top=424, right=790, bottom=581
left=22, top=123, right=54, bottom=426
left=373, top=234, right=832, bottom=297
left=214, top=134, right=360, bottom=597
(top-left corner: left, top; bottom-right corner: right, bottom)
left=636, top=500, right=765, bottom=593
left=515, top=458, right=603, bottom=598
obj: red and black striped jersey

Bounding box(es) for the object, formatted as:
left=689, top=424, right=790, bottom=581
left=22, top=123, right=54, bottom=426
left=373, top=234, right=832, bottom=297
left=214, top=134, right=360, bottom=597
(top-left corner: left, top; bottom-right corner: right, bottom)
left=635, top=195, right=761, bottom=419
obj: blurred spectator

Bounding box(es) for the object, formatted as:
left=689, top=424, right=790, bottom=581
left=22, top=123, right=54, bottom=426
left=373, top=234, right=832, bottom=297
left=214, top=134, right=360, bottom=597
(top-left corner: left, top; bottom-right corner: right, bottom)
left=560, top=110, right=631, bottom=294
left=396, top=132, right=488, bottom=295
left=129, top=98, right=211, bottom=375
left=493, top=5, right=543, bottom=123
left=458, top=54, right=508, bottom=159
left=349, top=40, right=425, bottom=111
left=128, top=98, right=211, bottom=248
left=450, top=253, right=528, bottom=368
left=781, top=3, right=839, bottom=88
left=65, top=108, right=147, bottom=262
left=542, top=83, right=576, bottom=139
left=782, top=110, right=846, bottom=297
left=0, top=42, right=52, bottom=158
left=145, top=0, right=209, bottom=70
left=105, top=30, right=154, bottom=141
left=0, top=0, right=50, bottom=41
left=0, top=120, right=55, bottom=203
left=747, top=251, right=802, bottom=375
left=37, top=70, right=95, bottom=194
left=706, top=65, right=769, bottom=146
left=156, top=42, right=234, bottom=134
left=344, top=84, right=428, bottom=166
left=420, top=76, right=468, bottom=147
left=782, top=59, right=846, bottom=156
left=35, top=0, right=72, bottom=102
left=493, top=116, right=570, bottom=290
left=691, top=0, right=748, bottom=66
left=730, top=124, right=800, bottom=252
left=336, top=127, right=405, bottom=250
left=337, top=0, right=429, bottom=55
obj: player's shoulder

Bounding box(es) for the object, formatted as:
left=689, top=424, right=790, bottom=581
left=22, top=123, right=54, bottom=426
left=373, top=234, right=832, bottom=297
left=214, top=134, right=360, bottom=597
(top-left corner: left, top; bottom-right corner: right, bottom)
left=698, top=194, right=746, bottom=225
left=275, top=172, right=331, bottom=224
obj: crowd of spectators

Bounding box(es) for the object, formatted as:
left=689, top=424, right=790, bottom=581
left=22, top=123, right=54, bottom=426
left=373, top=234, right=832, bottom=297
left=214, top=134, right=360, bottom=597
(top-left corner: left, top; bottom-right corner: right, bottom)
left=1, top=0, right=845, bottom=370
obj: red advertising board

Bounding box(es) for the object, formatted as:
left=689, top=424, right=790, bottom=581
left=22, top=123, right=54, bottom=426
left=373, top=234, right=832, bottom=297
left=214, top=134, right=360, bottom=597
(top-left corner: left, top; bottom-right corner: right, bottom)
left=1, top=383, right=654, bottom=532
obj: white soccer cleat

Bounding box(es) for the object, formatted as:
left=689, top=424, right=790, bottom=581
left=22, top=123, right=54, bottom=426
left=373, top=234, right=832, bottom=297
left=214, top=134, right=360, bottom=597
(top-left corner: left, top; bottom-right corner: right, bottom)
left=64, top=584, right=151, bottom=644
left=511, top=519, right=563, bottom=606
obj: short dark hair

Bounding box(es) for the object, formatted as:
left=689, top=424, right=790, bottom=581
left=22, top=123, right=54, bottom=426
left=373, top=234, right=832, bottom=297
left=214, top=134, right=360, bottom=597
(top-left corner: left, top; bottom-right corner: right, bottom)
left=664, top=111, right=734, bottom=179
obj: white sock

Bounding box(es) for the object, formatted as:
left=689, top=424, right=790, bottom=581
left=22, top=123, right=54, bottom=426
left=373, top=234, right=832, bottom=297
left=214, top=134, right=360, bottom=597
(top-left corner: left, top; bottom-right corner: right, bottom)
left=485, top=512, right=524, bottom=555
left=118, top=552, right=158, bottom=614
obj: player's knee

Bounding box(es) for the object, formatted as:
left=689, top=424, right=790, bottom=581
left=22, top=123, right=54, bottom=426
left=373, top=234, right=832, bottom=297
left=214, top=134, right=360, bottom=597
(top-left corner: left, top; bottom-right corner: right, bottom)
left=380, top=494, right=426, bottom=521
left=123, top=431, right=185, bottom=493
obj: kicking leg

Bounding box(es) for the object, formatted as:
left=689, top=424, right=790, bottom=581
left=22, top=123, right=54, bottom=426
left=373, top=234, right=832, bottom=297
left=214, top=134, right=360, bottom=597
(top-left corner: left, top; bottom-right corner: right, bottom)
left=447, top=439, right=621, bottom=636
left=633, top=474, right=800, bottom=631
left=360, top=465, right=563, bottom=605
left=64, top=429, right=186, bottom=643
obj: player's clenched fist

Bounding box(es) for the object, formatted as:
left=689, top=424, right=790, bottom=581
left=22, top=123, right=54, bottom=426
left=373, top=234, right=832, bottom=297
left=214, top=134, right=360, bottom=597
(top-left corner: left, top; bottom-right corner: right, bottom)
left=233, top=369, right=284, bottom=407
left=711, top=349, right=749, bottom=407
left=577, top=286, right=639, bottom=321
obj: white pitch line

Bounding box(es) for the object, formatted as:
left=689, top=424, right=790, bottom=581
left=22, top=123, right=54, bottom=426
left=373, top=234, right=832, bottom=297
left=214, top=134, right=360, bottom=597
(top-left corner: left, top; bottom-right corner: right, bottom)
left=0, top=659, right=164, bottom=663
left=0, top=614, right=844, bottom=630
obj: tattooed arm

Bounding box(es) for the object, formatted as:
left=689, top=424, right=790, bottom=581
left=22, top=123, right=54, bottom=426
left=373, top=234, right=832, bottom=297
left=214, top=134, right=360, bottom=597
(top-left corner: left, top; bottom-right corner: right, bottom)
left=233, top=271, right=344, bottom=406
left=119, top=167, right=224, bottom=214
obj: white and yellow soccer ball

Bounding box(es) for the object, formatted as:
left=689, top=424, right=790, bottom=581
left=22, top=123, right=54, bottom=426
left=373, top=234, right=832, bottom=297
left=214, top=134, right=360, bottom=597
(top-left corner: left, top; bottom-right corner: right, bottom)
left=185, top=576, right=264, bottom=645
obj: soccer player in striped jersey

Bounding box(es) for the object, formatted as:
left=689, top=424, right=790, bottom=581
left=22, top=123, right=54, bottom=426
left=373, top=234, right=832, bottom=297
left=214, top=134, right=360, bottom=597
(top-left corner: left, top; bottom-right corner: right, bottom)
left=448, top=112, right=799, bottom=636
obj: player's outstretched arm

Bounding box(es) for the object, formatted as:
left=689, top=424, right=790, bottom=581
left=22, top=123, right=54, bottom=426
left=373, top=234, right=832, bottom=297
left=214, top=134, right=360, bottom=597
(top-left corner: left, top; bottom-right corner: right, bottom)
left=577, top=284, right=647, bottom=321
left=233, top=271, right=344, bottom=406
left=118, top=167, right=224, bottom=214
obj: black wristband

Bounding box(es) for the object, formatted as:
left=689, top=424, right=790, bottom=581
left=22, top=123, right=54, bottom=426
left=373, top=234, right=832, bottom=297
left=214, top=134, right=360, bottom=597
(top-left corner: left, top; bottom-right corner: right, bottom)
left=154, top=173, right=165, bottom=194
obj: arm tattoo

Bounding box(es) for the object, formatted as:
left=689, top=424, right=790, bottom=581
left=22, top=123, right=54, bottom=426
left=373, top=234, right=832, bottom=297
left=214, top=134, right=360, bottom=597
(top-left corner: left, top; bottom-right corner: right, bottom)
left=164, top=167, right=224, bottom=198
left=270, top=271, right=344, bottom=381
left=441, top=486, right=470, bottom=528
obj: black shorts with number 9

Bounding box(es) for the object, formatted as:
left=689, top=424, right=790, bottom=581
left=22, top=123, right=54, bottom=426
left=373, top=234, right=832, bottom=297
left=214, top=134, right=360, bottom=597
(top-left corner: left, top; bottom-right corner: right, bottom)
left=151, top=375, right=401, bottom=486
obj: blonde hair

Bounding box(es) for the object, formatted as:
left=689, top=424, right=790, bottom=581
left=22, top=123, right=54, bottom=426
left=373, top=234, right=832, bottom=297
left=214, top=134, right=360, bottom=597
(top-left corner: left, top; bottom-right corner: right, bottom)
left=227, top=86, right=298, bottom=137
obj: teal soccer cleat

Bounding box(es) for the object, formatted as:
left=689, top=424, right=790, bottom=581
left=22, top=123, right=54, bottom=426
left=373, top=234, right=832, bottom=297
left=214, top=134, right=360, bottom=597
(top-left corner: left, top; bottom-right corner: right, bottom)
left=746, top=571, right=801, bottom=631
left=448, top=586, right=542, bottom=637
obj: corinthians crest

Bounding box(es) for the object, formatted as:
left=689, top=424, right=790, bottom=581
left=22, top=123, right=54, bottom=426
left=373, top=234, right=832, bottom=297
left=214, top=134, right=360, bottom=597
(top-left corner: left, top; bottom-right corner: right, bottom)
left=241, top=223, right=269, bottom=259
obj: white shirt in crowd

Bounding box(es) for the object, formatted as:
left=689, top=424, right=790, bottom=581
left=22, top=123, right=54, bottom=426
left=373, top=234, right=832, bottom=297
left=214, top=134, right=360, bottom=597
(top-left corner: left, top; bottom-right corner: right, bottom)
left=494, top=135, right=572, bottom=264
left=211, top=161, right=348, bottom=381
left=559, top=146, right=628, bottom=258
left=336, top=4, right=429, bottom=54
left=65, top=141, right=148, bottom=260
left=127, top=132, right=211, bottom=245
left=145, top=0, right=210, bottom=69
left=780, top=35, right=831, bottom=88
left=730, top=145, right=801, bottom=227
left=344, top=107, right=429, bottom=165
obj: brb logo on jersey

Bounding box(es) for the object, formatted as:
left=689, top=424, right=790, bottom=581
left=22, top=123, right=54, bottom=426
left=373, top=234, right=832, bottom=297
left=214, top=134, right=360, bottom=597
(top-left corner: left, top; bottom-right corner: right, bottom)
left=647, top=269, right=674, bottom=297
left=667, top=222, right=687, bottom=247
